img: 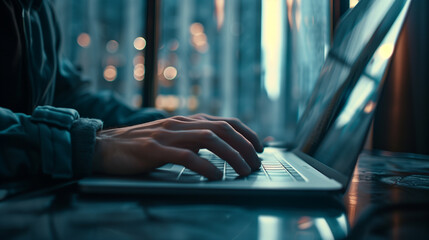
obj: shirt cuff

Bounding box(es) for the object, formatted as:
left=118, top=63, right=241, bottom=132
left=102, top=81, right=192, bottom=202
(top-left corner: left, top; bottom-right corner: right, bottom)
left=70, top=118, right=103, bottom=178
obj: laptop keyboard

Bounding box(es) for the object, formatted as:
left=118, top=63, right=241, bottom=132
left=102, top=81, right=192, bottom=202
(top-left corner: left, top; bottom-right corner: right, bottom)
left=175, top=152, right=306, bottom=183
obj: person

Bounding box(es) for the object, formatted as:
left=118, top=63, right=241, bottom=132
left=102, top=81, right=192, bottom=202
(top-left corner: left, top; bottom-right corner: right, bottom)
left=0, top=0, right=263, bottom=181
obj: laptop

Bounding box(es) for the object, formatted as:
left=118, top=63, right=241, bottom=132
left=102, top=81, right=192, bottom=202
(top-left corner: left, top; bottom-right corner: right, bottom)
left=79, top=0, right=411, bottom=196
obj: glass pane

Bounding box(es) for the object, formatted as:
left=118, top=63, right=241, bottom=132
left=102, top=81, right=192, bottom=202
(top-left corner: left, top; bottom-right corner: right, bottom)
left=55, top=0, right=330, bottom=143
left=157, top=0, right=330, bottom=142
left=156, top=0, right=263, bottom=123
left=54, top=0, right=147, bottom=108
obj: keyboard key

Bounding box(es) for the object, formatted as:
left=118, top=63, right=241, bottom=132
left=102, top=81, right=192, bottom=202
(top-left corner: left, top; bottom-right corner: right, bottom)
left=226, top=172, right=240, bottom=177
left=267, top=171, right=289, bottom=176
left=183, top=151, right=307, bottom=183
left=264, top=167, right=285, bottom=170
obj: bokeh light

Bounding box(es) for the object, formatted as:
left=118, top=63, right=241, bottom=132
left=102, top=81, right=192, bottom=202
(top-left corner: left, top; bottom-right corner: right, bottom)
left=134, top=64, right=145, bottom=81
left=169, top=40, right=180, bottom=51
left=377, top=43, right=394, bottom=60
left=134, top=37, right=147, bottom=50
left=189, top=22, right=208, bottom=53
left=350, top=0, right=359, bottom=8
left=189, top=23, right=204, bottom=35
left=103, top=65, right=117, bottom=82
left=133, top=55, right=145, bottom=66
left=155, top=95, right=180, bottom=112
left=163, top=66, right=178, bottom=80
left=77, top=33, right=91, bottom=48
left=106, top=40, right=119, bottom=53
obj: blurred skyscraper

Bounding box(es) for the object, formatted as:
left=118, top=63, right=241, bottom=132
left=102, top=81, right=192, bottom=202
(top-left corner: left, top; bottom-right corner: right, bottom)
left=54, top=0, right=330, bottom=143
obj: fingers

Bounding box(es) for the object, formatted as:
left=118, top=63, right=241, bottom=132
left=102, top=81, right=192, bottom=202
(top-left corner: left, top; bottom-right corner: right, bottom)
left=151, top=129, right=252, bottom=176
left=94, top=135, right=223, bottom=180
left=145, top=117, right=261, bottom=170
left=112, top=114, right=263, bottom=154
left=157, top=146, right=223, bottom=180
left=189, top=114, right=264, bottom=153
left=96, top=115, right=262, bottom=179
left=162, top=119, right=261, bottom=170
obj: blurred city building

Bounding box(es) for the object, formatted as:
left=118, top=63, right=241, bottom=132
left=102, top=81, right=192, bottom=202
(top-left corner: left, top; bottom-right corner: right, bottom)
left=54, top=0, right=330, bottom=142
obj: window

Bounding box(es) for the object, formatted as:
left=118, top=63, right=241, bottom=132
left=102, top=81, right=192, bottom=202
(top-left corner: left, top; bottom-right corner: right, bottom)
left=54, top=0, right=330, bottom=142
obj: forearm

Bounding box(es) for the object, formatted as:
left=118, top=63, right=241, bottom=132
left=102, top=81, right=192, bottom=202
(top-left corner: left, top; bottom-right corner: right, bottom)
left=0, top=106, right=102, bottom=179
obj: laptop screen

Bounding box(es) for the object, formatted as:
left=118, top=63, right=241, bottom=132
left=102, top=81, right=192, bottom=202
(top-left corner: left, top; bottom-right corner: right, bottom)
left=294, top=0, right=411, bottom=180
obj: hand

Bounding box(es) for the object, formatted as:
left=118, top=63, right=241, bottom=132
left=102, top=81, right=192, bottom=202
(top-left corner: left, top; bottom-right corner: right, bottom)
left=93, top=114, right=264, bottom=180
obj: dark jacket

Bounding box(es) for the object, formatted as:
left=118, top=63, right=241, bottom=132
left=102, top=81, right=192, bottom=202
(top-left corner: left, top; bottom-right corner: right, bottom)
left=0, top=0, right=165, bottom=179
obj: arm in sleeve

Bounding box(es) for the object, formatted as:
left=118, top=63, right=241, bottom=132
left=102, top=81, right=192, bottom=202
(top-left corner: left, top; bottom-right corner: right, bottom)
left=0, top=106, right=102, bottom=179
left=53, top=60, right=166, bottom=128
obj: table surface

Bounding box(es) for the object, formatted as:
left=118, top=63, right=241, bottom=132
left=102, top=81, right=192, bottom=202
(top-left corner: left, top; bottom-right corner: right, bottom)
left=1, top=150, right=429, bottom=240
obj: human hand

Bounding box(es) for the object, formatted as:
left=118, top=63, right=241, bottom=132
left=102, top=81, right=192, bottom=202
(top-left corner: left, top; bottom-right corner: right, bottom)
left=93, top=114, right=264, bottom=180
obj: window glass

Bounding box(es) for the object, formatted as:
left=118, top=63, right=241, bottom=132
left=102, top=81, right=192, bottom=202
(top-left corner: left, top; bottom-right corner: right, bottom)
left=54, top=0, right=147, bottom=107
left=54, top=0, right=330, bottom=142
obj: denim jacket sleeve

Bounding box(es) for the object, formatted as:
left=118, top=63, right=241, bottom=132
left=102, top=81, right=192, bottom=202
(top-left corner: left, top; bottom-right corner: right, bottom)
left=0, top=106, right=102, bottom=179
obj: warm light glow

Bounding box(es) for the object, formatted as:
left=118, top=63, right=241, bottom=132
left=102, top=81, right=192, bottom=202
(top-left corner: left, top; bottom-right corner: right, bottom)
left=190, top=23, right=208, bottom=53
left=155, top=95, right=180, bottom=112
left=350, top=0, right=359, bottom=8
left=133, top=55, right=145, bottom=66
left=298, top=217, right=313, bottom=230
left=106, top=40, right=119, bottom=53
left=134, top=64, right=145, bottom=81
left=77, top=33, right=91, bottom=48
left=364, top=101, right=376, bottom=113
left=191, top=33, right=208, bottom=53
left=134, top=37, right=147, bottom=50
left=163, top=66, right=178, bottom=80
left=158, top=64, right=164, bottom=76
left=188, top=96, right=199, bottom=111
left=103, top=65, right=117, bottom=82
left=170, top=40, right=180, bottom=51
left=190, top=23, right=204, bottom=35
left=192, top=33, right=207, bottom=47
left=262, top=0, right=284, bottom=100
left=286, top=0, right=293, bottom=28
left=346, top=166, right=360, bottom=225
left=215, top=0, right=225, bottom=30
left=377, top=43, right=395, bottom=60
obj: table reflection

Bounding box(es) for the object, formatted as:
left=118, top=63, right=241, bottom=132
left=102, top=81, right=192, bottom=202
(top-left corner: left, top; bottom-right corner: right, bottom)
left=0, top=194, right=348, bottom=240
left=4, top=151, right=429, bottom=239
